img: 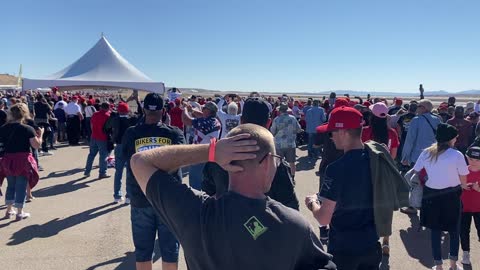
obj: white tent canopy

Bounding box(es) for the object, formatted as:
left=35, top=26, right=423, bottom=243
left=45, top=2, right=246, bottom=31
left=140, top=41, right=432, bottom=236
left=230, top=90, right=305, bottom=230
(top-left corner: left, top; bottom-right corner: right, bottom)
left=23, top=36, right=164, bottom=93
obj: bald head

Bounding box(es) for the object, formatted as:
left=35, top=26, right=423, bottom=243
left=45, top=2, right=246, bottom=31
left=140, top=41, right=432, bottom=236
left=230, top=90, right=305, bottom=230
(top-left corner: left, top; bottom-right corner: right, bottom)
left=227, top=124, right=275, bottom=170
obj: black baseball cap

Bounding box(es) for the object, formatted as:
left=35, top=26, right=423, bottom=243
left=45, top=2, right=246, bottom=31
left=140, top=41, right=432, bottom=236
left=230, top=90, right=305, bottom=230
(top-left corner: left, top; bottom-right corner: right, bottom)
left=143, top=93, right=164, bottom=111
left=467, top=146, right=480, bottom=160
left=241, top=98, right=270, bottom=127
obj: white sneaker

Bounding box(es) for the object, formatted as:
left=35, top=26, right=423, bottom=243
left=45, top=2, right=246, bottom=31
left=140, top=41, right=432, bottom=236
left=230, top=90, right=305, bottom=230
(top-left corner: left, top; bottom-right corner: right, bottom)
left=114, top=197, right=123, bottom=204
left=42, top=151, right=54, bottom=156
left=462, top=251, right=471, bottom=265
left=124, top=198, right=131, bottom=205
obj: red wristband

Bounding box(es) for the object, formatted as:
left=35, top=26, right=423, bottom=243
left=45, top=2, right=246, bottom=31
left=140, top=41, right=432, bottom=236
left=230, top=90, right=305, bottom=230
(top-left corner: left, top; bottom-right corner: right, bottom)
left=208, top=138, right=217, bottom=162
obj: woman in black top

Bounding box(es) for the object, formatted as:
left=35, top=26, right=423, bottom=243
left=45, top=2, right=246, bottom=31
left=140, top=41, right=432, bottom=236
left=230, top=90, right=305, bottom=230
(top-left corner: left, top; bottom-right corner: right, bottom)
left=0, top=103, right=43, bottom=220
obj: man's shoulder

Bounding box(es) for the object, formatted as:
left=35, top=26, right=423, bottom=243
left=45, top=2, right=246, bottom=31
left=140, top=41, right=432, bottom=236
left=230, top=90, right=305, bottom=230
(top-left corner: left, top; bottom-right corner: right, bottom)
left=267, top=198, right=309, bottom=227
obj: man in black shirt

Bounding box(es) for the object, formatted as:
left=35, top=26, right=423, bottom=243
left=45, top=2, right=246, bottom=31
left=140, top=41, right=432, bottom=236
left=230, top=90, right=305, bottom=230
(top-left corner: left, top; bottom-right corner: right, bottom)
left=130, top=124, right=335, bottom=270
left=0, top=99, right=7, bottom=126
left=122, top=93, right=183, bottom=270
left=201, top=98, right=299, bottom=210
left=306, top=106, right=381, bottom=270
left=104, top=102, right=137, bottom=204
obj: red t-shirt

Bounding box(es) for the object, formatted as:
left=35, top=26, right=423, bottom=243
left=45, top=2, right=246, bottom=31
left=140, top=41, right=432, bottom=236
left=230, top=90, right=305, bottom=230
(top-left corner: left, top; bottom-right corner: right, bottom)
left=90, top=110, right=111, bottom=141
left=169, top=106, right=184, bottom=130
left=462, top=166, right=480, bottom=213
left=361, top=126, right=400, bottom=150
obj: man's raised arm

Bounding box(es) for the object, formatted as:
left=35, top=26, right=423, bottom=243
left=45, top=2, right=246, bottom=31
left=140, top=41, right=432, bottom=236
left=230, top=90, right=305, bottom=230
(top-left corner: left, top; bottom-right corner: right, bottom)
left=130, top=134, right=258, bottom=193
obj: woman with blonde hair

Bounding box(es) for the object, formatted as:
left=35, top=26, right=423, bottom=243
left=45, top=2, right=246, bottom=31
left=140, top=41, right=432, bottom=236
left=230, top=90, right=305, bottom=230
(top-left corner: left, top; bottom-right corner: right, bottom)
left=413, top=123, right=469, bottom=270
left=0, top=103, right=43, bottom=220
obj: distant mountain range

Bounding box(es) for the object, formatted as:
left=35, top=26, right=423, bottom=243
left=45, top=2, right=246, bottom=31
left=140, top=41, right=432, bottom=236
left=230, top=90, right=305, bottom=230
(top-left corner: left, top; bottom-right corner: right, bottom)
left=177, top=88, right=480, bottom=97
left=2, top=73, right=479, bottom=96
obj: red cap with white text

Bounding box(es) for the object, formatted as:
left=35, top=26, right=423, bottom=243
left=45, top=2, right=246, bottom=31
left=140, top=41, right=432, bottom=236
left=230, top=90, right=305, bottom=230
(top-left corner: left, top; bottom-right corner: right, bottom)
left=316, top=106, right=363, bottom=133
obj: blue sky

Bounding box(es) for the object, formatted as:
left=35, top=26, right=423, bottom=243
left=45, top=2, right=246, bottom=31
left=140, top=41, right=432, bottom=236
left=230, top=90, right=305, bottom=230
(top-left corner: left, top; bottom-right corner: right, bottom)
left=1, top=0, right=479, bottom=93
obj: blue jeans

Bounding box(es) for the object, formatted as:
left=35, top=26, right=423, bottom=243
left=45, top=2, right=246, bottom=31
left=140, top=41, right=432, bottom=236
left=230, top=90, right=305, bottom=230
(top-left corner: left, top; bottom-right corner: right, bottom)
left=5, top=175, right=28, bottom=209
left=307, top=133, right=318, bottom=157
left=431, top=229, right=459, bottom=265
left=114, top=144, right=127, bottom=199
left=84, top=139, right=109, bottom=176
left=85, top=117, right=92, bottom=141
left=189, top=163, right=205, bottom=190
left=130, top=206, right=179, bottom=263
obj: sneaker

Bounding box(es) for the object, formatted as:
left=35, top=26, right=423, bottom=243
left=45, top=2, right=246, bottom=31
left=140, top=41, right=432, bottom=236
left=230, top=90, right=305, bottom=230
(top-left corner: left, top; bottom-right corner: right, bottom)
left=400, top=207, right=418, bottom=215
left=5, top=210, right=17, bottom=219
left=38, top=166, right=44, bottom=172
left=449, top=265, right=464, bottom=270
left=462, top=251, right=471, bottom=265
left=16, top=212, right=31, bottom=221
left=83, top=173, right=90, bottom=178
left=124, top=198, right=131, bottom=205
left=98, top=174, right=111, bottom=179
left=114, top=197, right=123, bottom=204
left=42, top=151, right=54, bottom=156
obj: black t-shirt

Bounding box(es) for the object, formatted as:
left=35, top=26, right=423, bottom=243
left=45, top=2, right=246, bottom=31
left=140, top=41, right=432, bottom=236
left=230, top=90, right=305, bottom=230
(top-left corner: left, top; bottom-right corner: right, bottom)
left=0, top=123, right=36, bottom=153
left=315, top=132, right=343, bottom=177
left=439, top=112, right=451, bottom=123
left=34, top=102, right=51, bottom=120
left=122, top=123, right=185, bottom=208
left=0, top=110, right=7, bottom=126
left=146, top=170, right=334, bottom=270
left=105, top=113, right=139, bottom=144
left=201, top=161, right=300, bottom=210
left=397, top=112, right=416, bottom=143
left=319, top=148, right=379, bottom=254
left=388, top=106, right=401, bottom=115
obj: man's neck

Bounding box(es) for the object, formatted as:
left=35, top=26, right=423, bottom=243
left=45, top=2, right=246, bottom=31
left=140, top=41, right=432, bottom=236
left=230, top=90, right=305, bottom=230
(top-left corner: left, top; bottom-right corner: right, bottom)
left=343, top=140, right=364, bottom=153
left=145, top=117, right=161, bottom=125
left=229, top=176, right=266, bottom=200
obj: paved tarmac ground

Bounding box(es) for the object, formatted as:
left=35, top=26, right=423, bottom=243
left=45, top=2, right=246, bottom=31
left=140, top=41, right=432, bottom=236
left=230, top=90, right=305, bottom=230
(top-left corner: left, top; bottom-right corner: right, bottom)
left=1, top=143, right=480, bottom=270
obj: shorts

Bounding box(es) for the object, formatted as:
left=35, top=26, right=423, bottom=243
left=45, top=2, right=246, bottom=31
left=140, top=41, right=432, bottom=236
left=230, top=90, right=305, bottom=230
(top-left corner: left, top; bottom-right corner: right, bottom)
left=276, top=147, right=296, bottom=163
left=130, top=206, right=179, bottom=263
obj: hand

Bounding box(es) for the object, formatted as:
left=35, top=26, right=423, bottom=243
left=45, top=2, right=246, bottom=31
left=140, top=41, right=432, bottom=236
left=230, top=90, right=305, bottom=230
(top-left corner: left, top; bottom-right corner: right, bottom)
left=305, top=195, right=318, bottom=211
left=402, top=160, right=409, bottom=166
left=215, top=134, right=258, bottom=172
left=473, top=182, right=480, bottom=192
left=462, top=183, right=471, bottom=191
left=37, top=127, right=44, bottom=136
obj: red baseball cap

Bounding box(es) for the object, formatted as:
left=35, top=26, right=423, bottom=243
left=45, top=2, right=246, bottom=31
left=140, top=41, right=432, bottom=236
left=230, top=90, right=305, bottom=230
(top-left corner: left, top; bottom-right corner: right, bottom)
left=363, top=101, right=371, bottom=107
left=117, top=102, right=129, bottom=113
left=334, top=98, right=350, bottom=108
left=317, top=106, right=364, bottom=133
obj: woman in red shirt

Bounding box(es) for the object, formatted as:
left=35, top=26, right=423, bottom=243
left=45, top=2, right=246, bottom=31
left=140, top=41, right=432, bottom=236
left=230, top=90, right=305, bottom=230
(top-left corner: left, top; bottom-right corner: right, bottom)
left=460, top=146, right=480, bottom=265
left=361, top=101, right=400, bottom=256
left=362, top=102, right=400, bottom=159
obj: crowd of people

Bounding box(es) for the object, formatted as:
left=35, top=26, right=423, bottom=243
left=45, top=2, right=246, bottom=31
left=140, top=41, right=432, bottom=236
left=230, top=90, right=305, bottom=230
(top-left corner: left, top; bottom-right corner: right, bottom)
left=1, top=86, right=480, bottom=270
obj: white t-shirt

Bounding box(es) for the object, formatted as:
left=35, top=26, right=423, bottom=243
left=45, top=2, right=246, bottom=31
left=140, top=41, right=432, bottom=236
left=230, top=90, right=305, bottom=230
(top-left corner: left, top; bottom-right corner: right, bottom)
left=190, top=101, right=201, bottom=110
left=54, top=100, right=68, bottom=110
left=85, top=105, right=97, bottom=118
left=217, top=113, right=241, bottom=138
left=168, top=91, right=182, bottom=101
left=65, top=102, right=82, bottom=116
left=413, top=148, right=469, bottom=189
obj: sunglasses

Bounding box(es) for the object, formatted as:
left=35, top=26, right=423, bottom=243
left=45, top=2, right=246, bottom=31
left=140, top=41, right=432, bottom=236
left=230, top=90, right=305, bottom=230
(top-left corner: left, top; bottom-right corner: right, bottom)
left=259, top=152, right=283, bottom=167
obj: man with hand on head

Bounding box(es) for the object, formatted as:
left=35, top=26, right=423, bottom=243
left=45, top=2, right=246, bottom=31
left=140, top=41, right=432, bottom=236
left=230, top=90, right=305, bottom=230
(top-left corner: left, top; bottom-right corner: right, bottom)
left=130, top=124, right=336, bottom=270
left=201, top=98, right=299, bottom=210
